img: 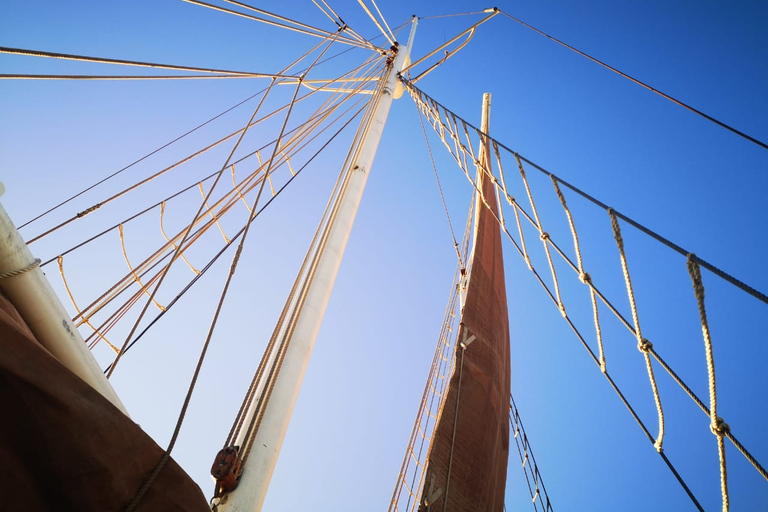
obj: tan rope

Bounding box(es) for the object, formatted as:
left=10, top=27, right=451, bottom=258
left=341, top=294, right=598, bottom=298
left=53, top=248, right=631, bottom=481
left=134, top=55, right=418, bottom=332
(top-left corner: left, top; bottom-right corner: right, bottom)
left=608, top=208, right=664, bottom=452
left=390, top=270, right=464, bottom=512
left=231, top=39, right=373, bottom=462
left=0, top=46, right=286, bottom=78
left=0, top=257, right=40, bottom=279
left=404, top=79, right=764, bottom=506
left=118, top=224, right=166, bottom=312
left=687, top=253, right=729, bottom=511
left=369, top=0, right=398, bottom=42
left=198, top=183, right=231, bottom=243
left=516, top=153, right=565, bottom=317
left=28, top=55, right=381, bottom=244
left=357, top=0, right=395, bottom=45
left=79, top=65, right=378, bottom=323
left=182, top=0, right=370, bottom=49
left=0, top=73, right=257, bottom=80
left=126, top=29, right=347, bottom=512
left=77, top=63, right=380, bottom=334
left=56, top=256, right=120, bottom=353
left=231, top=164, right=254, bottom=214
left=552, top=176, right=605, bottom=371
left=160, top=201, right=201, bottom=275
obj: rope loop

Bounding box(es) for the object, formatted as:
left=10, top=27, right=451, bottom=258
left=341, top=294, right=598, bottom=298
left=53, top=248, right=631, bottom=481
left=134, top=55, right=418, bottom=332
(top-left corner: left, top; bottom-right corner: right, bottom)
left=638, top=338, right=653, bottom=353
left=0, top=258, right=41, bottom=279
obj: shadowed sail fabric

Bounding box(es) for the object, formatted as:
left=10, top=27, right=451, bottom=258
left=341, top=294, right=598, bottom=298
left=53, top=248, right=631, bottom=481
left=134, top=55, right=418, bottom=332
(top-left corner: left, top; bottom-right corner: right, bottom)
left=420, top=96, right=511, bottom=512
left=0, top=292, right=210, bottom=511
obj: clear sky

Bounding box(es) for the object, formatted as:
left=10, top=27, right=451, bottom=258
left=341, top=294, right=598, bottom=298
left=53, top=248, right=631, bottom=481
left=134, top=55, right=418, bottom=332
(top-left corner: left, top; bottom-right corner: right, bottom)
left=1, top=1, right=767, bottom=511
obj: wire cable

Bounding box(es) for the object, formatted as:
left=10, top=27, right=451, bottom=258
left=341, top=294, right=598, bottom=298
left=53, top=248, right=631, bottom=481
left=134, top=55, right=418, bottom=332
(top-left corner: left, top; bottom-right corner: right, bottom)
left=498, top=10, right=768, bottom=151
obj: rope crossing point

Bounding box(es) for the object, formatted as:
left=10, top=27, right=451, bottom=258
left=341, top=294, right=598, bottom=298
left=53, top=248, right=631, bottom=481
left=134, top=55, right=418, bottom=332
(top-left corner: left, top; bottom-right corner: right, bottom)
left=608, top=208, right=665, bottom=452
left=687, top=253, right=730, bottom=512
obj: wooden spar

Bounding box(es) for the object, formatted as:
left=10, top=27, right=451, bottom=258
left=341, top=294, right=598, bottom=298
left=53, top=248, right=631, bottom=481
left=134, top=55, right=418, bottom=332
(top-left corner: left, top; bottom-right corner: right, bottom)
left=0, top=186, right=127, bottom=414
left=213, top=39, right=414, bottom=512
left=419, top=93, right=511, bottom=512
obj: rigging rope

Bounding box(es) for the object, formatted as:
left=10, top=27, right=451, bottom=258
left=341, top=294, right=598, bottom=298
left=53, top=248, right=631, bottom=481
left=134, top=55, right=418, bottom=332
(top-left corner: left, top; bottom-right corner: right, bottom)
left=404, top=81, right=768, bottom=306
left=0, top=257, right=40, bottom=279
left=549, top=176, right=606, bottom=372
left=0, top=46, right=288, bottom=78
left=19, top=29, right=382, bottom=232
left=180, top=0, right=373, bottom=50
left=123, top=31, right=343, bottom=512
left=687, top=254, right=730, bottom=512
left=54, top=59, right=382, bottom=355
left=102, top=101, right=366, bottom=369
left=357, top=0, right=395, bottom=46
left=414, top=100, right=462, bottom=266
left=27, top=53, right=382, bottom=244
left=0, top=73, right=255, bottom=80
left=106, top=72, right=280, bottom=380
left=418, top=11, right=491, bottom=20
left=515, top=154, right=566, bottom=318
left=403, top=80, right=768, bottom=510
left=510, top=395, right=554, bottom=512
left=497, top=10, right=768, bottom=152
left=70, top=58, right=384, bottom=330
left=19, top=86, right=271, bottom=230
left=608, top=209, right=665, bottom=452
left=238, top=63, right=390, bottom=470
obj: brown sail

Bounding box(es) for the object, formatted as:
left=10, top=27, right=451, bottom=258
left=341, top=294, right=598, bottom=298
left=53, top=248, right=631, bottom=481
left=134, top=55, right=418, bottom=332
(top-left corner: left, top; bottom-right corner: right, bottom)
left=0, top=291, right=210, bottom=512
left=420, top=94, right=510, bottom=512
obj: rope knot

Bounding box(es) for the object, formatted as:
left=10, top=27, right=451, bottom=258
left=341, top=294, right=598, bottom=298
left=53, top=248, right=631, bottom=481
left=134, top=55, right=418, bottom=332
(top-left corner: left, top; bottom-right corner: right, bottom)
left=711, top=417, right=730, bottom=437
left=637, top=338, right=653, bottom=353
left=579, top=271, right=591, bottom=284
left=539, top=232, right=550, bottom=242
left=558, top=303, right=567, bottom=318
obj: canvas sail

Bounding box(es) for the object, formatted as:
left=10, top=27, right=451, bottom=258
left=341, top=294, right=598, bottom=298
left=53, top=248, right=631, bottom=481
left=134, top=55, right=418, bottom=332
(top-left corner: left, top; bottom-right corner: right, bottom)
left=0, top=292, right=209, bottom=511
left=419, top=95, right=510, bottom=512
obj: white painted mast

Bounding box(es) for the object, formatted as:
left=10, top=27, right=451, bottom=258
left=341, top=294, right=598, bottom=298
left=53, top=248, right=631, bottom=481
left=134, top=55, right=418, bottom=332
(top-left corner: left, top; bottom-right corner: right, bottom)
left=0, top=184, right=128, bottom=414
left=214, top=29, right=414, bottom=512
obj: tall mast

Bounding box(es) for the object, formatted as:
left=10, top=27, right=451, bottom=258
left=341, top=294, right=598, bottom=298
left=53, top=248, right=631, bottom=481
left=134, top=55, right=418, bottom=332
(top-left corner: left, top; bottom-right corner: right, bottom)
left=214, top=34, right=413, bottom=512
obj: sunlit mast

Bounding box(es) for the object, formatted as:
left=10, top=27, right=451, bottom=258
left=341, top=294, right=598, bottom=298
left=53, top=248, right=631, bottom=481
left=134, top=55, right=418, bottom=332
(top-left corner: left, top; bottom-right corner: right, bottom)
left=211, top=22, right=415, bottom=512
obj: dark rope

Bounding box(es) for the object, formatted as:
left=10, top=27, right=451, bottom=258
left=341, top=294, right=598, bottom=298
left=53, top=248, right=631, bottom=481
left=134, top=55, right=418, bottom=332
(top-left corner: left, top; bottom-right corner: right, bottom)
left=498, top=11, right=768, bottom=151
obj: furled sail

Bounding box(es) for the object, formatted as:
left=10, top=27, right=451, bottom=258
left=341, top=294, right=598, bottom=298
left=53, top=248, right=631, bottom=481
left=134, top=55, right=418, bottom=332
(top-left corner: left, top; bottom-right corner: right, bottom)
left=419, top=94, right=510, bottom=512
left=0, top=292, right=210, bottom=511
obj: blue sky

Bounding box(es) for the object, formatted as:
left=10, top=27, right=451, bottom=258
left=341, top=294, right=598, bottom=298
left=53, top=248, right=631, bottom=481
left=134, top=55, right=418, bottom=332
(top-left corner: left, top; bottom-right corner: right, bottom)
left=1, top=1, right=767, bottom=510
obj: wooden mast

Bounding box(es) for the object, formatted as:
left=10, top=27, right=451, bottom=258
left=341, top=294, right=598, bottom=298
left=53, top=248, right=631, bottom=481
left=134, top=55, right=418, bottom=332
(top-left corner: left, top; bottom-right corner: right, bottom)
left=213, top=35, right=414, bottom=512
